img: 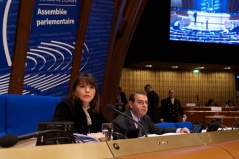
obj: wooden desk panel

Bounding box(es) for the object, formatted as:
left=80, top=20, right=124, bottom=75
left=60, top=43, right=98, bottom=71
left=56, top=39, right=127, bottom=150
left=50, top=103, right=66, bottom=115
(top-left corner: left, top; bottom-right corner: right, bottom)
left=198, top=129, right=239, bottom=144
left=204, top=111, right=229, bottom=116
left=107, top=133, right=204, bottom=158
left=202, top=107, right=213, bottom=111
left=119, top=145, right=234, bottom=159
left=0, top=142, right=113, bottom=159
left=228, top=111, right=239, bottom=117
left=210, top=140, right=239, bottom=159
left=222, top=107, right=236, bottom=111
left=184, top=111, right=205, bottom=124
left=1, top=131, right=239, bottom=159
left=183, top=107, right=202, bottom=111
left=204, top=116, right=234, bottom=127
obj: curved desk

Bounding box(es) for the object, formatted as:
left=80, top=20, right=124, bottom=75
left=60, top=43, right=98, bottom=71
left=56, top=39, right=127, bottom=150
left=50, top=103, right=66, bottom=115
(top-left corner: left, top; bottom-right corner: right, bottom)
left=1, top=130, right=239, bottom=159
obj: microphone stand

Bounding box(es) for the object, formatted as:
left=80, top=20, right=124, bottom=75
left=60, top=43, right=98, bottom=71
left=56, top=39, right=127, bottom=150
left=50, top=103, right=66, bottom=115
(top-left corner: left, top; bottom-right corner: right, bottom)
left=196, top=95, right=200, bottom=108
left=107, top=125, right=112, bottom=140
left=0, top=129, right=76, bottom=148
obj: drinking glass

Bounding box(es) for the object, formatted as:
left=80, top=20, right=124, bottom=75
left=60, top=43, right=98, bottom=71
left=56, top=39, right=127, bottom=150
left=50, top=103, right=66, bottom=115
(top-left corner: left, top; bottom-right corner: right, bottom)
left=101, top=123, right=113, bottom=140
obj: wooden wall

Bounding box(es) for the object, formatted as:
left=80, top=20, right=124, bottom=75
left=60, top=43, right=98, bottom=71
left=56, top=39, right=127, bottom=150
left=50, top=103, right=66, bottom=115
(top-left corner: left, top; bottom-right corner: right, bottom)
left=119, top=68, right=237, bottom=107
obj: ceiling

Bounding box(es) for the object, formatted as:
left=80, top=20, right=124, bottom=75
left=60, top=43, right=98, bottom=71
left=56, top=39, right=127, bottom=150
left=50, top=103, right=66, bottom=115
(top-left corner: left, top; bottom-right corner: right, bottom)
left=126, top=61, right=239, bottom=71
left=124, top=0, right=239, bottom=71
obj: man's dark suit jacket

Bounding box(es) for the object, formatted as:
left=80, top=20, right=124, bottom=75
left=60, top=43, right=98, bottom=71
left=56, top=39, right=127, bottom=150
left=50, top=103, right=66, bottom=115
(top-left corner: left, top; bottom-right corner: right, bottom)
left=115, top=91, right=128, bottom=113
left=160, top=97, right=185, bottom=122
left=112, top=109, right=178, bottom=139
left=147, top=90, right=160, bottom=123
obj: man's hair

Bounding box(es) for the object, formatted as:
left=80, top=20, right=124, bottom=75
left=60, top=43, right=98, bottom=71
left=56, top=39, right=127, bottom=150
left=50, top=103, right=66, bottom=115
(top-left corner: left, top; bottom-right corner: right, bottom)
left=144, top=84, right=152, bottom=89
left=169, top=89, right=174, bottom=93
left=129, top=90, right=147, bottom=102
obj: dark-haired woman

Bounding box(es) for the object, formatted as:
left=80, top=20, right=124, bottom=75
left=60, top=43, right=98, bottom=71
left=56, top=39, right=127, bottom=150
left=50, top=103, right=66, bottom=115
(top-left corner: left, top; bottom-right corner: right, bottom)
left=52, top=73, right=107, bottom=134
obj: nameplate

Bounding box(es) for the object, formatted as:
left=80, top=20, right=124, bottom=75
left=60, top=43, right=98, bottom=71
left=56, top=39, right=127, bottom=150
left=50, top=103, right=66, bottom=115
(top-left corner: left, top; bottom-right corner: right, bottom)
left=211, top=107, right=222, bottom=111
left=186, top=103, right=196, bottom=106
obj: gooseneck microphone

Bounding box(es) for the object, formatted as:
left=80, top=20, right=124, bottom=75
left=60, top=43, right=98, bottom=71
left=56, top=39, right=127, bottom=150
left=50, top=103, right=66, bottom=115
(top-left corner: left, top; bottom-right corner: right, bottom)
left=106, top=104, right=148, bottom=137
left=192, top=122, right=222, bottom=133
left=0, top=129, right=76, bottom=148
left=196, top=95, right=199, bottom=106
left=0, top=134, right=18, bottom=148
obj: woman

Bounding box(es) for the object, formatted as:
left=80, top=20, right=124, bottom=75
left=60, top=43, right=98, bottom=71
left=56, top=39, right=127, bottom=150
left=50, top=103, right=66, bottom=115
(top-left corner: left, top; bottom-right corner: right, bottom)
left=205, top=99, right=219, bottom=107
left=52, top=73, right=107, bottom=135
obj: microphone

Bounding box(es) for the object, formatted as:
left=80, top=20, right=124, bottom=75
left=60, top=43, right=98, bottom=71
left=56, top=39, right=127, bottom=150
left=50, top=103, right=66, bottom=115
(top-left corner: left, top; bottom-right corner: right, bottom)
left=0, top=129, right=76, bottom=148
left=0, top=134, right=18, bottom=148
left=207, top=122, right=221, bottom=132
left=106, top=104, right=148, bottom=137
left=196, top=95, right=200, bottom=107
left=192, top=122, right=221, bottom=133
left=232, top=121, right=239, bottom=130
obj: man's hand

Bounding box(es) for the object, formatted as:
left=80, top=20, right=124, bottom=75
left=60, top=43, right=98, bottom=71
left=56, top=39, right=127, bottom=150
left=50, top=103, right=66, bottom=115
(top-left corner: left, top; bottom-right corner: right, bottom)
left=180, top=127, right=190, bottom=134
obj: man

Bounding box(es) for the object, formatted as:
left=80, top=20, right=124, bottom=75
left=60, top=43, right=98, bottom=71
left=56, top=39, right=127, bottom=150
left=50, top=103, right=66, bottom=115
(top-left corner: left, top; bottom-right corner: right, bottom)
left=115, top=87, right=128, bottom=113
left=160, top=89, right=186, bottom=122
left=193, top=11, right=197, bottom=24
left=144, top=84, right=160, bottom=123
left=112, top=90, right=190, bottom=139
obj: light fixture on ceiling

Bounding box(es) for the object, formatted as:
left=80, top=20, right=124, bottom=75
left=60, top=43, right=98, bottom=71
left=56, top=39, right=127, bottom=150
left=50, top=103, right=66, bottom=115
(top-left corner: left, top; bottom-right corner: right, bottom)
left=224, top=67, right=231, bottom=70
left=195, top=67, right=204, bottom=69
left=145, top=65, right=152, bottom=68
left=171, top=66, right=178, bottom=68
left=193, top=70, right=200, bottom=75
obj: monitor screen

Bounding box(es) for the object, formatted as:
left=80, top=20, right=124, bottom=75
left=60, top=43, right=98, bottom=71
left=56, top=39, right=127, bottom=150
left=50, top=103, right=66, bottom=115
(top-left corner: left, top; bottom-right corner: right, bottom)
left=170, top=0, right=239, bottom=45
left=36, top=121, right=75, bottom=146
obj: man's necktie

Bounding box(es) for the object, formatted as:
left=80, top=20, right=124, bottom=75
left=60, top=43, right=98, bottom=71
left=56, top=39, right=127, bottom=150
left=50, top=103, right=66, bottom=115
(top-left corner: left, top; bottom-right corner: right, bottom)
left=138, top=120, right=143, bottom=137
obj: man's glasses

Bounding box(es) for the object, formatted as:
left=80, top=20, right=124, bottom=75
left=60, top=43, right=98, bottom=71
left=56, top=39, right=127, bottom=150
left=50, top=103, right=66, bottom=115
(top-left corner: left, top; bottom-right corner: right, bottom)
left=134, top=100, right=150, bottom=106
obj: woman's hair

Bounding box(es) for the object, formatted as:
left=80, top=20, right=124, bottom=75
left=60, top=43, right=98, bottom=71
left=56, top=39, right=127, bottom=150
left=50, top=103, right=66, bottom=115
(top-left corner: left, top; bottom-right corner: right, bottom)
left=68, top=73, right=100, bottom=113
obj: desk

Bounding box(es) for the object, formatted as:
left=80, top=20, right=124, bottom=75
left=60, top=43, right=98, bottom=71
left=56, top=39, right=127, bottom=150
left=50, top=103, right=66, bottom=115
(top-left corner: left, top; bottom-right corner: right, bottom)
left=183, top=106, right=202, bottom=111
left=210, top=140, right=239, bottom=159
left=0, top=141, right=113, bottom=159
left=1, top=131, right=239, bottom=159
left=222, top=107, right=236, bottom=111
left=204, top=111, right=229, bottom=116
left=184, top=111, right=205, bottom=124
left=204, top=116, right=234, bottom=127
left=118, top=145, right=233, bottom=159
left=228, top=111, right=239, bottom=117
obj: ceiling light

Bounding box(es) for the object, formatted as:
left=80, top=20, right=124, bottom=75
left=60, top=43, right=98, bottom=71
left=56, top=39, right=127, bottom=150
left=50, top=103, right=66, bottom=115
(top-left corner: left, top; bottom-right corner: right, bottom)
left=195, top=67, right=204, bottom=69
left=224, top=67, right=231, bottom=69
left=193, top=70, right=200, bottom=75
left=171, top=66, right=178, bottom=68
left=145, top=65, right=152, bottom=67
